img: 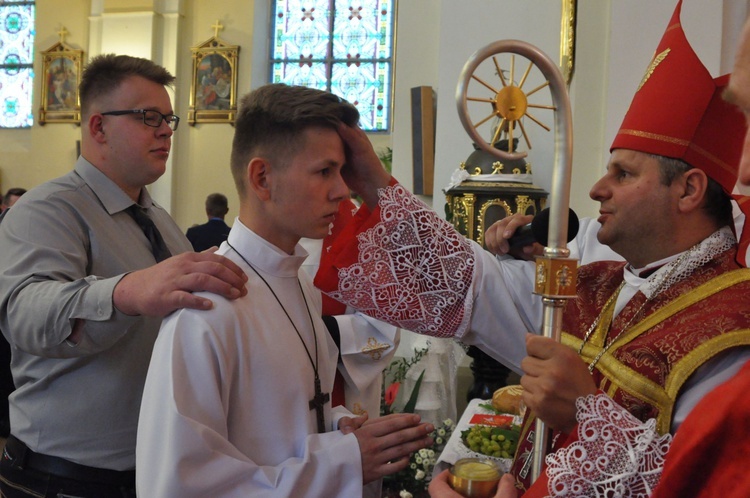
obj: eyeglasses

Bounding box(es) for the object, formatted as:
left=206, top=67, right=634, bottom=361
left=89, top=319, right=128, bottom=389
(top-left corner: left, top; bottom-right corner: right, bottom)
left=101, top=109, right=180, bottom=131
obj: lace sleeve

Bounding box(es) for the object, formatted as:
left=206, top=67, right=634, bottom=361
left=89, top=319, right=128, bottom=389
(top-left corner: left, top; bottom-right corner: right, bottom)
left=544, top=393, right=672, bottom=498
left=325, top=184, right=475, bottom=337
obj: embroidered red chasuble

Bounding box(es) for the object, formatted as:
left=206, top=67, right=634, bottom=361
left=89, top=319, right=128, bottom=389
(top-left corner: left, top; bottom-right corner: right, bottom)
left=511, top=252, right=750, bottom=494
left=314, top=182, right=750, bottom=495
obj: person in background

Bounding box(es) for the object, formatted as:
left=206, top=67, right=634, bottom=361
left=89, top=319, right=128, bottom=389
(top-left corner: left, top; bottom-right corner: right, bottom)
left=186, top=192, right=232, bottom=251
left=0, top=188, right=27, bottom=224
left=0, top=54, right=247, bottom=498
left=136, top=83, right=433, bottom=498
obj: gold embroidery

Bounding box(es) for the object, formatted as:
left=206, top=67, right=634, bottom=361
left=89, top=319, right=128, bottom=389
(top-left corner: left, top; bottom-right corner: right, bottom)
left=619, top=128, right=689, bottom=146
left=564, top=268, right=750, bottom=434
left=638, top=48, right=670, bottom=91
left=361, top=337, right=390, bottom=360
left=351, top=402, right=367, bottom=416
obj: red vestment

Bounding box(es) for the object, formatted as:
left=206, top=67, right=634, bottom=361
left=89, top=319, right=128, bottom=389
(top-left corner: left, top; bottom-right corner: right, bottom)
left=315, top=181, right=750, bottom=496
left=512, top=255, right=750, bottom=492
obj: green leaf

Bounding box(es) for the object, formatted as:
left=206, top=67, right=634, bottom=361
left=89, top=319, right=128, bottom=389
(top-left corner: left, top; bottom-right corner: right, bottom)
left=402, top=369, right=425, bottom=413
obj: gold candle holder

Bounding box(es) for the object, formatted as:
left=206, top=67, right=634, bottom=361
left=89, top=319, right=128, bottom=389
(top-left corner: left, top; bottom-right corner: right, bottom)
left=449, top=458, right=503, bottom=498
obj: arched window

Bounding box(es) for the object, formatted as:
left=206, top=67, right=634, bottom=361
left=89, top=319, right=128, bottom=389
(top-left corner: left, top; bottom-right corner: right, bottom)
left=0, top=0, right=34, bottom=128
left=271, top=0, right=395, bottom=132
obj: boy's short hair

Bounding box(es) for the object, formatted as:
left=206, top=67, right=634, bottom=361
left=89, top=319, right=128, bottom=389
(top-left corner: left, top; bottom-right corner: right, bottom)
left=230, top=84, right=360, bottom=195
left=79, top=54, right=175, bottom=117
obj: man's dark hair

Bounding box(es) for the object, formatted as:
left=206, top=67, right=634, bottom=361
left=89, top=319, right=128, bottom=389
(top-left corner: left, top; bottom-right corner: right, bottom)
left=230, top=84, right=360, bottom=196
left=205, top=193, right=229, bottom=218
left=652, top=154, right=734, bottom=228
left=3, top=188, right=26, bottom=206
left=79, top=54, right=175, bottom=117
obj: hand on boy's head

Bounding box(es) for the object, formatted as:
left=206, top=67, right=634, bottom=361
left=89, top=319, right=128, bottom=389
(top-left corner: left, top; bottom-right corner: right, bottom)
left=336, top=124, right=391, bottom=208
left=354, top=412, right=434, bottom=484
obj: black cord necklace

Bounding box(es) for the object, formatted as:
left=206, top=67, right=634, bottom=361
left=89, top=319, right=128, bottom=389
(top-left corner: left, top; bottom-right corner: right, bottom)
left=226, top=241, right=330, bottom=433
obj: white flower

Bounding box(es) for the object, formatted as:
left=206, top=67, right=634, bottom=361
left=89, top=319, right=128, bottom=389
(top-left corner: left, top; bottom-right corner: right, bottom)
left=399, top=491, right=413, bottom=498
left=415, top=469, right=426, bottom=480
left=437, top=428, right=446, bottom=436
left=436, top=437, right=443, bottom=445
left=415, top=456, right=423, bottom=464
left=410, top=463, right=417, bottom=470
left=443, top=419, right=454, bottom=427
left=419, top=449, right=429, bottom=458
left=428, top=449, right=435, bottom=458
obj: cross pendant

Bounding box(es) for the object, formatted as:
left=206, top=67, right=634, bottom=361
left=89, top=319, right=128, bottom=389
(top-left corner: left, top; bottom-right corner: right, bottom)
left=309, top=376, right=330, bottom=433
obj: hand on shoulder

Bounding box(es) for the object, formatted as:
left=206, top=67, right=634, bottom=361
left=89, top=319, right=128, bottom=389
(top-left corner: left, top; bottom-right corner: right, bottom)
left=113, top=249, right=247, bottom=317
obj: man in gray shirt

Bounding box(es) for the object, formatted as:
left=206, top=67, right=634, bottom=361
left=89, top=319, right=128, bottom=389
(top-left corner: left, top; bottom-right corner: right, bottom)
left=0, top=54, right=247, bottom=498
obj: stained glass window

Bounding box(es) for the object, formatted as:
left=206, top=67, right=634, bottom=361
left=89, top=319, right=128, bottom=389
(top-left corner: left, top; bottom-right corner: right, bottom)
left=271, top=0, right=394, bottom=132
left=0, top=1, right=34, bottom=128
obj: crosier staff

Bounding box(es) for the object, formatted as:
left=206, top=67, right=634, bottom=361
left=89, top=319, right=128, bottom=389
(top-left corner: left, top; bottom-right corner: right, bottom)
left=456, top=39, right=577, bottom=483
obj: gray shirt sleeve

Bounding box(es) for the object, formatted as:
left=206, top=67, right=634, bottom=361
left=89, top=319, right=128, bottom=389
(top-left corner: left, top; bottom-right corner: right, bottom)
left=0, top=160, right=189, bottom=358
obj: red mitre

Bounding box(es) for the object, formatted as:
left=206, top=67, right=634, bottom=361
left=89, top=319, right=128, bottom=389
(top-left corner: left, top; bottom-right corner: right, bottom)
left=611, top=0, right=750, bottom=265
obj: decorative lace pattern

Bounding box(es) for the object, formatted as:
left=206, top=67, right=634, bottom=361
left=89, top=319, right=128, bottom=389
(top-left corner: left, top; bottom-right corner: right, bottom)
left=641, top=227, right=735, bottom=298
left=545, top=394, right=672, bottom=498
left=329, top=184, right=475, bottom=337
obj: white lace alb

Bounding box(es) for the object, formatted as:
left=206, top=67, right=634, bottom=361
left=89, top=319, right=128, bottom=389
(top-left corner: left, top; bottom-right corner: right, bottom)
left=329, top=184, right=475, bottom=337
left=544, top=394, right=672, bottom=498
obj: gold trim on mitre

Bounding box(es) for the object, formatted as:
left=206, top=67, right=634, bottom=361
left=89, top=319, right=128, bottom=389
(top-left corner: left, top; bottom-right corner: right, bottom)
left=638, top=48, right=670, bottom=91
left=618, top=129, right=689, bottom=146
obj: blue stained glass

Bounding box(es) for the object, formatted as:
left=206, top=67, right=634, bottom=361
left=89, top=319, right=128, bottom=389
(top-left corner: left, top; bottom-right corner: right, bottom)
left=271, top=0, right=394, bottom=131
left=0, top=1, right=33, bottom=128
left=273, top=0, right=331, bottom=60
left=0, top=66, right=33, bottom=127
left=272, top=61, right=328, bottom=90
left=0, top=4, right=34, bottom=63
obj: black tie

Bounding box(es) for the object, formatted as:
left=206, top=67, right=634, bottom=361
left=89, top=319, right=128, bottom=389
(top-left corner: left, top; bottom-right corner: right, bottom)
left=128, top=205, right=172, bottom=262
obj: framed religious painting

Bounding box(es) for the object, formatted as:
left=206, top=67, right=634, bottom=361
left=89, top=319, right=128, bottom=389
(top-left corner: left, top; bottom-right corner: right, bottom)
left=188, top=32, right=239, bottom=125
left=39, top=41, right=84, bottom=125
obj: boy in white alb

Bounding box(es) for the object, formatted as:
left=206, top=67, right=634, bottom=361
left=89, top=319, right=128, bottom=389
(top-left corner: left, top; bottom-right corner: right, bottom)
left=136, top=84, right=434, bottom=497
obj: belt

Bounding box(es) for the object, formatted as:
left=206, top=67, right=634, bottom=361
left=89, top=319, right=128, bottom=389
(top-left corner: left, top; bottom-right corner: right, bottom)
left=3, top=435, right=136, bottom=487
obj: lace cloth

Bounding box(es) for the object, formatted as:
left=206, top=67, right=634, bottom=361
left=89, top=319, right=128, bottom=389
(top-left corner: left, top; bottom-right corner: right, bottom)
left=328, top=184, right=475, bottom=337
left=640, top=226, right=736, bottom=299
left=544, top=394, right=672, bottom=498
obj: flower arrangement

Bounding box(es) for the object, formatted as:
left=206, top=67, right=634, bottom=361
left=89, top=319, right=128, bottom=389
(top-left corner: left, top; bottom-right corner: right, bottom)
left=381, top=346, right=455, bottom=498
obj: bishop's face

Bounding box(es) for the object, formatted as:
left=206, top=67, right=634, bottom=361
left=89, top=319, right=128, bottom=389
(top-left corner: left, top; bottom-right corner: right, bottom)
left=589, top=149, right=683, bottom=268
left=264, top=126, right=350, bottom=253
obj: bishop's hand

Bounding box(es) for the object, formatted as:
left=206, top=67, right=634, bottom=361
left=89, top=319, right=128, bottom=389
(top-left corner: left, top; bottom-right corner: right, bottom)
left=520, top=333, right=597, bottom=434
left=337, top=124, right=391, bottom=209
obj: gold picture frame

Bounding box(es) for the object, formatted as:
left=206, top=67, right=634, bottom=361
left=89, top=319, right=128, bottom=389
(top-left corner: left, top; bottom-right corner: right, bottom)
left=39, top=41, right=83, bottom=125
left=188, top=32, right=239, bottom=125
left=559, top=0, right=577, bottom=86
